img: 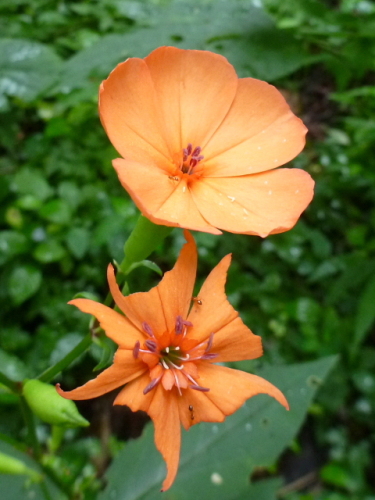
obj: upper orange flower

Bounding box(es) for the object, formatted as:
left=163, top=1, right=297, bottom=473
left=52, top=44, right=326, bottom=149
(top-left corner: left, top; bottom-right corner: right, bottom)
left=99, top=46, right=314, bottom=236
left=57, top=232, right=288, bottom=491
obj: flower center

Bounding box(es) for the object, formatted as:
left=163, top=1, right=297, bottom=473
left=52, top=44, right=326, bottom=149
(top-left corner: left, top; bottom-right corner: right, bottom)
left=180, top=143, right=204, bottom=175
left=132, top=316, right=217, bottom=396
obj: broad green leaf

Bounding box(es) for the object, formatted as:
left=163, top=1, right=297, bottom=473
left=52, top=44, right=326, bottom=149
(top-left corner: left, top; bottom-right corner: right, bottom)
left=11, top=168, right=53, bottom=202
left=353, top=273, right=375, bottom=349
left=38, top=199, right=72, bottom=225
left=65, top=227, right=90, bottom=259
left=0, top=441, right=66, bottom=500
left=0, top=38, right=61, bottom=109
left=58, top=0, right=310, bottom=94
left=0, top=231, right=28, bottom=265
left=8, top=265, right=42, bottom=305
left=33, top=240, right=66, bottom=263
left=99, top=356, right=337, bottom=500
left=0, top=349, right=28, bottom=381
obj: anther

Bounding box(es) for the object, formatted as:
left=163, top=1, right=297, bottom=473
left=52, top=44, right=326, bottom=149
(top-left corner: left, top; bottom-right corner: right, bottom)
left=145, top=339, right=158, bottom=352
left=143, top=377, right=161, bottom=395
left=206, top=333, right=214, bottom=353
left=201, top=353, right=218, bottom=360
left=142, top=322, right=154, bottom=337
left=133, top=341, right=140, bottom=359
left=190, top=384, right=210, bottom=392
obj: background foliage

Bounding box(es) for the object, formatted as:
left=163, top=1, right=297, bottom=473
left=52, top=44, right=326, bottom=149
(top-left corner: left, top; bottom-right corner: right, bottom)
left=1, top=0, right=375, bottom=499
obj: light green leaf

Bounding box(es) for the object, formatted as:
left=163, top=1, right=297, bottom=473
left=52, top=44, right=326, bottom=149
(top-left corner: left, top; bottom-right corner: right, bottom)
left=0, top=349, right=28, bottom=381
left=11, top=168, right=53, bottom=202
left=0, top=231, right=28, bottom=265
left=65, top=227, right=90, bottom=259
left=0, top=38, right=61, bottom=108
left=8, top=265, right=42, bottom=305
left=99, top=356, right=337, bottom=500
left=33, top=240, right=66, bottom=263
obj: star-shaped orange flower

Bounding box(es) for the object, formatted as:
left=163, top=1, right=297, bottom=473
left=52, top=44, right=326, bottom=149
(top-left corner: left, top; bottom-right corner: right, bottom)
left=99, top=46, right=314, bottom=236
left=57, top=232, right=288, bottom=491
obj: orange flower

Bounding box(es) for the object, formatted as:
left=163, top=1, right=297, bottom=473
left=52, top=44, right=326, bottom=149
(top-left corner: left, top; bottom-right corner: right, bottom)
left=99, top=46, right=314, bottom=236
left=57, top=232, right=288, bottom=491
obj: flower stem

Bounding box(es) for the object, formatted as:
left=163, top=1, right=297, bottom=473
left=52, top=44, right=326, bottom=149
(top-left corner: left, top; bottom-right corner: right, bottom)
left=37, top=333, right=92, bottom=383
left=120, top=215, right=174, bottom=274
left=19, top=396, right=41, bottom=460
left=0, top=371, right=19, bottom=393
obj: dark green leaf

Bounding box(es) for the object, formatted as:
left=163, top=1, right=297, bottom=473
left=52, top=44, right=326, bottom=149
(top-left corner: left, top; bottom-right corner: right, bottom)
left=354, top=273, right=375, bottom=349
left=8, top=265, right=42, bottom=305
left=99, top=357, right=337, bottom=500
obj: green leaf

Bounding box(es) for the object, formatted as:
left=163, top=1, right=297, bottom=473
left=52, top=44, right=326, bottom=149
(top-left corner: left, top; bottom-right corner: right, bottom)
left=99, top=356, right=337, bottom=500
left=58, top=0, right=310, bottom=93
left=0, top=38, right=61, bottom=109
left=0, top=231, right=28, bottom=265
left=0, top=349, right=28, bottom=381
left=39, top=199, right=72, bottom=225
left=354, top=273, right=375, bottom=349
left=8, top=265, right=42, bottom=305
left=65, top=227, right=90, bottom=259
left=33, top=240, right=66, bottom=263
left=11, top=168, right=53, bottom=202
left=125, top=259, right=163, bottom=277
left=0, top=441, right=66, bottom=500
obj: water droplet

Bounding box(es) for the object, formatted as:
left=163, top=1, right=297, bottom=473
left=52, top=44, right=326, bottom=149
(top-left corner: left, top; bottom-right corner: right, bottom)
left=245, top=423, right=252, bottom=432
left=211, top=472, right=224, bottom=485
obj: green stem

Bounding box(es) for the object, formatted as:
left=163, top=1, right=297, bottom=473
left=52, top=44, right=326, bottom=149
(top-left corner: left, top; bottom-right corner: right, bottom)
left=120, top=215, right=174, bottom=274
left=19, top=397, right=41, bottom=460
left=0, top=371, right=19, bottom=393
left=37, top=333, right=92, bottom=383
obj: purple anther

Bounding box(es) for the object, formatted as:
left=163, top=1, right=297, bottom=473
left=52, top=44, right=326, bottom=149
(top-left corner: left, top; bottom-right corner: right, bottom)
left=201, top=353, right=218, bottom=360
left=175, top=315, right=184, bottom=334
left=196, top=155, right=204, bottom=162
left=206, top=332, right=214, bottom=353
left=183, top=148, right=189, bottom=161
left=192, top=146, right=202, bottom=157
left=189, top=158, right=198, bottom=169
left=133, top=341, right=140, bottom=359
left=143, top=377, right=161, bottom=395
left=142, top=322, right=154, bottom=337
left=186, top=143, right=193, bottom=156
left=145, top=339, right=158, bottom=352
left=190, top=384, right=210, bottom=392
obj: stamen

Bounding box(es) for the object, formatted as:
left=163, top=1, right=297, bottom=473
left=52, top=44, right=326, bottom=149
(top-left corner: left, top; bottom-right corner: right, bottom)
left=175, top=316, right=192, bottom=335
left=201, top=353, right=218, bottom=360
left=165, top=347, right=170, bottom=353
left=133, top=341, right=140, bottom=359
left=143, top=376, right=162, bottom=395
left=190, top=384, right=210, bottom=392
left=169, top=361, right=184, bottom=370
left=145, top=339, right=158, bottom=352
left=161, top=359, right=170, bottom=370
left=186, top=143, right=193, bottom=156
left=192, top=146, right=201, bottom=157
left=172, top=370, right=182, bottom=396
left=206, top=333, right=214, bottom=353
left=142, top=322, right=154, bottom=337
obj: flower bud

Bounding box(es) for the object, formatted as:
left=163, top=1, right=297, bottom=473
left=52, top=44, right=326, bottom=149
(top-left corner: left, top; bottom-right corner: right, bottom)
left=0, top=451, right=42, bottom=481
left=23, top=379, right=89, bottom=427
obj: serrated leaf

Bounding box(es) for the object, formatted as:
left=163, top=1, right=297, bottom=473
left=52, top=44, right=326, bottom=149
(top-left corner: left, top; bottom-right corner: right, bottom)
left=99, top=356, right=337, bottom=500
left=0, top=38, right=61, bottom=108
left=8, top=265, right=42, bottom=305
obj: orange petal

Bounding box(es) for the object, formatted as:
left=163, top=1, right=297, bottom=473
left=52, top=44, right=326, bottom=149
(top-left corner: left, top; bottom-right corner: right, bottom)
left=203, top=78, right=307, bottom=177
left=107, top=263, right=167, bottom=335
left=156, top=230, right=197, bottom=331
left=114, top=372, right=156, bottom=413
left=191, top=168, right=315, bottom=236
left=147, top=385, right=181, bottom=492
left=57, top=349, right=146, bottom=400
left=113, top=158, right=221, bottom=234
left=212, top=316, right=263, bottom=363
left=108, top=232, right=198, bottom=335
left=198, top=363, right=289, bottom=416
left=177, top=388, right=225, bottom=431
left=99, top=57, right=171, bottom=166
left=188, top=255, right=238, bottom=343
left=144, top=46, right=238, bottom=154
left=69, top=298, right=143, bottom=348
